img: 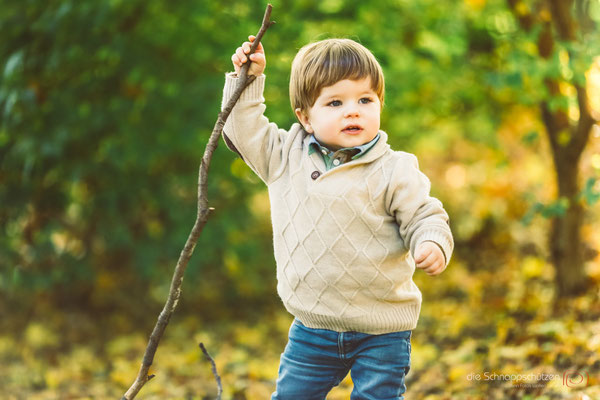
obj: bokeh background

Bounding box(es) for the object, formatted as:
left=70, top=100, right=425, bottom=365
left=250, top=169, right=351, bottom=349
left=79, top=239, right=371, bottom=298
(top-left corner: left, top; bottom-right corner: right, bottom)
left=1, top=0, right=600, bottom=399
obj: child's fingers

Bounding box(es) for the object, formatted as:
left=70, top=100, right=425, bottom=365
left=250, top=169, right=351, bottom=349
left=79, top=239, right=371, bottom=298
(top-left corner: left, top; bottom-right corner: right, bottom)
left=414, top=247, right=431, bottom=264
left=417, top=251, right=445, bottom=275
left=231, top=36, right=266, bottom=75
left=418, top=257, right=436, bottom=272
left=423, top=267, right=440, bottom=276
left=242, top=43, right=264, bottom=56
left=239, top=41, right=263, bottom=59
left=235, top=46, right=248, bottom=63
left=423, top=261, right=445, bottom=276
left=416, top=252, right=435, bottom=269
left=249, top=52, right=265, bottom=64
left=242, top=42, right=251, bottom=54
left=247, top=35, right=265, bottom=53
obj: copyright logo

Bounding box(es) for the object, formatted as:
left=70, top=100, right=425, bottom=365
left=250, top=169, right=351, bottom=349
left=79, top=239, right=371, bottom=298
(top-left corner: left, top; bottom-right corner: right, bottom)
left=563, top=370, right=589, bottom=387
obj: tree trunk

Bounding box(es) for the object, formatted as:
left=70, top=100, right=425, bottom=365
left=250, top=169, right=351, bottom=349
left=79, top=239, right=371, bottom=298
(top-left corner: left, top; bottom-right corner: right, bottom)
left=541, top=93, right=592, bottom=297
left=509, top=0, right=597, bottom=299
left=549, top=150, right=587, bottom=297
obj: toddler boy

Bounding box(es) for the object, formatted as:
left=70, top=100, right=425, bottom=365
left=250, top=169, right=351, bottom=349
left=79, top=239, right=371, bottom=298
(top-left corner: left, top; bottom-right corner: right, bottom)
left=223, top=35, right=453, bottom=400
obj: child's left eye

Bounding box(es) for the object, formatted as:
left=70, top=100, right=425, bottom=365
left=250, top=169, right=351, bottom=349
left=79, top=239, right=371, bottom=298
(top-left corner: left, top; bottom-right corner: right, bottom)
left=359, top=98, right=373, bottom=104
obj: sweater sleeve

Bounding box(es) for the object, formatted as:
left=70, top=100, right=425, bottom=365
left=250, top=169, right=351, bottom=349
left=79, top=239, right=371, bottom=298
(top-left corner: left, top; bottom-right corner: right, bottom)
left=386, top=152, right=454, bottom=267
left=221, top=73, right=290, bottom=184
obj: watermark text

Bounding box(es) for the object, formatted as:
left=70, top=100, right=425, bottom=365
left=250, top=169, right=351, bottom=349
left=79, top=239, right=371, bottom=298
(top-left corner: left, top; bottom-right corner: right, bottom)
left=466, top=371, right=589, bottom=388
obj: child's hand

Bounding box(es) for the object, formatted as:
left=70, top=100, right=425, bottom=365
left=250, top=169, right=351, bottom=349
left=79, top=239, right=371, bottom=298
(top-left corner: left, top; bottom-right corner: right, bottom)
left=415, top=241, right=446, bottom=276
left=231, top=35, right=266, bottom=76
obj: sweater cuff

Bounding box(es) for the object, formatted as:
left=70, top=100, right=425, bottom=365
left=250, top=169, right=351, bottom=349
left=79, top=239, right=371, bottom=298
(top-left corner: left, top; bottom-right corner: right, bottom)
left=222, top=72, right=266, bottom=109
left=413, top=230, right=453, bottom=266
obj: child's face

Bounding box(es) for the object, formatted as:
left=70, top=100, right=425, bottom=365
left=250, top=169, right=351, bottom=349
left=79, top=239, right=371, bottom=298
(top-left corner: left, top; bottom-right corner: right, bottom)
left=295, top=78, right=381, bottom=150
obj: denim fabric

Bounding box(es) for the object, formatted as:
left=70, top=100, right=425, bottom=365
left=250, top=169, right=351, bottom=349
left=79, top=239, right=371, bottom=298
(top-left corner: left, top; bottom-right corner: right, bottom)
left=272, top=319, right=412, bottom=400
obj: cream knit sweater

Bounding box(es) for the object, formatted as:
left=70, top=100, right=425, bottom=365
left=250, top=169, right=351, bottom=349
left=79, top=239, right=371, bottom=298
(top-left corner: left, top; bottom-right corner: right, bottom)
left=222, top=74, right=453, bottom=334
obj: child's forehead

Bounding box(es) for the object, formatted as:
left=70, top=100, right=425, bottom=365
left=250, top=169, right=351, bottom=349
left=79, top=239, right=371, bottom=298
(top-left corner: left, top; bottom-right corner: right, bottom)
left=317, top=77, right=375, bottom=97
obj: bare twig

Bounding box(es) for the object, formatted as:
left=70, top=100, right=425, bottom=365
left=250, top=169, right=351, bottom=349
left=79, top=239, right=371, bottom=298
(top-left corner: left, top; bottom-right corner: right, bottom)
left=121, top=5, right=274, bottom=400
left=199, top=343, right=223, bottom=399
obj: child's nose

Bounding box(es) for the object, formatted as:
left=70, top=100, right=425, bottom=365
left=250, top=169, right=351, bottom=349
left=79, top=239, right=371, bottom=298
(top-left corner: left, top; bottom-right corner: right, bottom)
left=344, top=104, right=360, bottom=117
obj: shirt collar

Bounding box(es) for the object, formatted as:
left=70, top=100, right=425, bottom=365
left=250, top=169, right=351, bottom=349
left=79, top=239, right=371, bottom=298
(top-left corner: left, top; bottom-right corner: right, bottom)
left=307, top=133, right=381, bottom=160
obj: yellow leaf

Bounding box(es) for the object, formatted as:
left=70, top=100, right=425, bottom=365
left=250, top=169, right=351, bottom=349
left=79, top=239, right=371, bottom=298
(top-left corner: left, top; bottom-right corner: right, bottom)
left=449, top=364, right=473, bottom=382
left=464, top=0, right=486, bottom=11
left=24, top=322, right=59, bottom=350
left=521, top=256, right=544, bottom=279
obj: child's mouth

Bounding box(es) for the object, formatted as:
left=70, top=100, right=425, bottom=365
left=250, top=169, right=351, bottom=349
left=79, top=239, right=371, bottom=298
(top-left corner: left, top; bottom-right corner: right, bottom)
left=342, top=125, right=362, bottom=134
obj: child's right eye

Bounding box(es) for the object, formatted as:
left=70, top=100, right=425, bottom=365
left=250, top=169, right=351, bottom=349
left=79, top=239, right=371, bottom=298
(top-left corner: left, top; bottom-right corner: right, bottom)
left=327, top=100, right=342, bottom=107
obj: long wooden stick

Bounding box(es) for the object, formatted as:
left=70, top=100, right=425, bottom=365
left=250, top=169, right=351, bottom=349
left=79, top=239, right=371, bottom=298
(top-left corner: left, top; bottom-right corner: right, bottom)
left=121, top=5, right=274, bottom=399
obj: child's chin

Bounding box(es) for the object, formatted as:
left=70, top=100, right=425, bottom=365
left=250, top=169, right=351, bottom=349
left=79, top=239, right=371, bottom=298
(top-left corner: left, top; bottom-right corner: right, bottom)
left=341, top=137, right=368, bottom=146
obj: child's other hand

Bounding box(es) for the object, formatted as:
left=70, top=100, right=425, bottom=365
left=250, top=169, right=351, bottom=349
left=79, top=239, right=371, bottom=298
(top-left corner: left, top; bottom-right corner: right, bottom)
left=414, top=241, right=445, bottom=276
left=232, top=35, right=266, bottom=76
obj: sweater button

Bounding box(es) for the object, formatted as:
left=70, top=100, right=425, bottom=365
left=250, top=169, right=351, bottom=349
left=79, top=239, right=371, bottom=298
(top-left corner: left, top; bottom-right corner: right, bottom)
left=311, top=171, right=321, bottom=180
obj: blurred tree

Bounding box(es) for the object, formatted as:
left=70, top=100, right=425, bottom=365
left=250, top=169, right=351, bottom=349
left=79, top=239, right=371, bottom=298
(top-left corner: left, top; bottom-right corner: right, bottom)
left=505, top=0, right=598, bottom=297
left=0, top=0, right=276, bottom=316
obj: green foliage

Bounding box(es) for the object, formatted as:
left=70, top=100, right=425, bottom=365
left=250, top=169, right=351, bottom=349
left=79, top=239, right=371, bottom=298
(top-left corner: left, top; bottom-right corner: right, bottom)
left=522, top=130, right=540, bottom=145
left=580, top=177, right=600, bottom=206
left=523, top=177, right=600, bottom=225
left=0, top=0, right=277, bottom=304
left=522, top=197, right=571, bottom=225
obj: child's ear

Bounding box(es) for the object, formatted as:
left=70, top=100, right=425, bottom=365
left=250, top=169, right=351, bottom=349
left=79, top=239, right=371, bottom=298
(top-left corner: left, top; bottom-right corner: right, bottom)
left=295, top=108, right=313, bottom=133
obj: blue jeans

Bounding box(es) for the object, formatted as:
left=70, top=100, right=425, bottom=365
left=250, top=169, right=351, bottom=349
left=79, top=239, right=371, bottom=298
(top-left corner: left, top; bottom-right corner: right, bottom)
left=272, top=319, right=412, bottom=400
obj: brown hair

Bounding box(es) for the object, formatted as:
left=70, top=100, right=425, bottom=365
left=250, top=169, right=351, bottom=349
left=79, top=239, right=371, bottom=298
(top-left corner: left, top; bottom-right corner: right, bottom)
left=289, top=38, right=385, bottom=115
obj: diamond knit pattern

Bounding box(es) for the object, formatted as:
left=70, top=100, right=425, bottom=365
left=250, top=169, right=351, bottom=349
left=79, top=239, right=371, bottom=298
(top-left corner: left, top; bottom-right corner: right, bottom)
left=272, top=155, right=400, bottom=322
left=222, top=73, right=454, bottom=334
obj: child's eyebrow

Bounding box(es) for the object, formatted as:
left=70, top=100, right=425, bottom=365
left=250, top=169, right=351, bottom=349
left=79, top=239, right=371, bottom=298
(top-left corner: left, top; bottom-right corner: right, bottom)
left=321, top=93, right=342, bottom=100
left=321, top=90, right=376, bottom=100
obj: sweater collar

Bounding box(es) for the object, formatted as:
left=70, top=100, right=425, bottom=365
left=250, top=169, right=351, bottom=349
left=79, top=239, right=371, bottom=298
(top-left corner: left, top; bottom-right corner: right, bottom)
left=307, top=133, right=380, bottom=160
left=302, top=129, right=390, bottom=169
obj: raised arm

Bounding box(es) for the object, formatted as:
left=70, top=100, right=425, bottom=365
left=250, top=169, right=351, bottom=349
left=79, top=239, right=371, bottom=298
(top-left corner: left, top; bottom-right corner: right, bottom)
left=221, top=37, right=296, bottom=184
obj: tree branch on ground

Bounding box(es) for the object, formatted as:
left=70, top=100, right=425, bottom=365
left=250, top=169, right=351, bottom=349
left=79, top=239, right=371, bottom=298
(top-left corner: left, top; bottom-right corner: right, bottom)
left=200, top=343, right=223, bottom=399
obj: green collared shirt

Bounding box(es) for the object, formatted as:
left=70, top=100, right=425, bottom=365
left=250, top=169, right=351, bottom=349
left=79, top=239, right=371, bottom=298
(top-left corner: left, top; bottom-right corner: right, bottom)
left=308, top=133, right=381, bottom=171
